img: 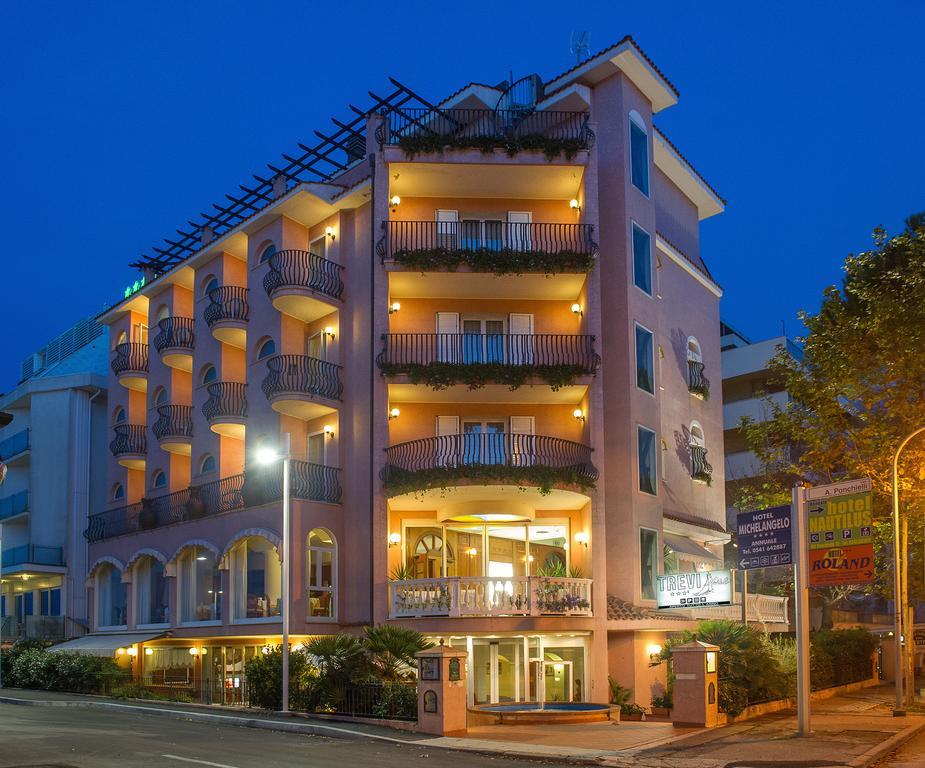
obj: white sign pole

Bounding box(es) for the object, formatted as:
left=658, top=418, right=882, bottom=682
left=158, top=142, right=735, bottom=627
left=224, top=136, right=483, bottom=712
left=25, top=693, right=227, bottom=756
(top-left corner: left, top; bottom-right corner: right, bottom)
left=793, top=484, right=811, bottom=736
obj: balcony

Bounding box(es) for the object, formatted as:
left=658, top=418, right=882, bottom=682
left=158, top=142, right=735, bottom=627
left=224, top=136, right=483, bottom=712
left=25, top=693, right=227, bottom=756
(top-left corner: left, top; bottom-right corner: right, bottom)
left=687, top=360, right=709, bottom=399
left=2, top=544, right=64, bottom=569
left=111, top=343, right=148, bottom=392
left=153, top=317, right=195, bottom=372
left=0, top=490, right=29, bottom=521
left=0, top=428, right=30, bottom=464
left=202, top=382, right=247, bottom=439
left=84, top=461, right=342, bottom=542
left=691, top=445, right=713, bottom=484
left=152, top=405, right=193, bottom=455
left=110, top=424, right=147, bottom=469
left=382, top=433, right=597, bottom=497
left=380, top=108, right=594, bottom=160
left=389, top=576, right=592, bottom=619
left=682, top=593, right=789, bottom=629
left=381, top=221, right=596, bottom=300
left=204, top=286, right=249, bottom=348
left=261, top=354, right=342, bottom=420
left=262, top=249, right=344, bottom=323
left=378, top=333, right=599, bottom=395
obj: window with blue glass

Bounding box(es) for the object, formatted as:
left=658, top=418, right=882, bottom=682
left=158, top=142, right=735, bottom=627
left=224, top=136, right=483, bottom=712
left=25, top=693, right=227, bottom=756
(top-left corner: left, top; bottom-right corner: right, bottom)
left=40, top=588, right=61, bottom=616
left=632, top=224, right=652, bottom=295
left=630, top=115, right=649, bottom=196
left=635, top=323, right=655, bottom=394
left=637, top=426, right=657, bottom=496
left=15, top=592, right=34, bottom=621
left=259, top=243, right=277, bottom=264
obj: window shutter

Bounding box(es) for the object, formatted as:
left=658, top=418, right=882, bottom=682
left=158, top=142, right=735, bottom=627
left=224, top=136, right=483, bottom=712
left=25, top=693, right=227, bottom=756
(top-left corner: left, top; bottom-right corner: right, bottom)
left=509, top=416, right=535, bottom=467
left=509, top=313, right=534, bottom=365
left=435, top=312, right=459, bottom=362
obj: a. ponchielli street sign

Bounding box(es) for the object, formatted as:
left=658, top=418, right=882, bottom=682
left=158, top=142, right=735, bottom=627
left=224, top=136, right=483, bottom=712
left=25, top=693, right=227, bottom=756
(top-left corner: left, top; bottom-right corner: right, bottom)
left=737, top=505, right=793, bottom=570
left=656, top=569, right=732, bottom=609
left=805, top=478, right=874, bottom=587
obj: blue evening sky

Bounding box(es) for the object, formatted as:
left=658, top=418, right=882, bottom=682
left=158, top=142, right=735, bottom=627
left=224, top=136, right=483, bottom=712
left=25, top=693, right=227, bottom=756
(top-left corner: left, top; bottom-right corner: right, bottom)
left=1, top=1, right=922, bottom=388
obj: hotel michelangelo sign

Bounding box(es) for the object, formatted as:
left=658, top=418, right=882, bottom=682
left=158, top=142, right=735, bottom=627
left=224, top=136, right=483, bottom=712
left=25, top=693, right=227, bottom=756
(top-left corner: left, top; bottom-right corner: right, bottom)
left=656, top=569, right=732, bottom=610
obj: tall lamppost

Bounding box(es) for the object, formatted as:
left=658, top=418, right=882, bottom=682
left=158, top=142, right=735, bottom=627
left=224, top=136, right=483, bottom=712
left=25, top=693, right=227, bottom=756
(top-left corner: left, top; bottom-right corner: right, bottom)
left=256, top=433, right=291, bottom=713
left=891, top=426, right=925, bottom=715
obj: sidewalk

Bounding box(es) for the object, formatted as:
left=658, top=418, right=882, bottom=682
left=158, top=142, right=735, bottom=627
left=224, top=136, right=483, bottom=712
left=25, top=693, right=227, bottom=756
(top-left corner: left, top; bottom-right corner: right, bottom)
left=1, top=685, right=922, bottom=767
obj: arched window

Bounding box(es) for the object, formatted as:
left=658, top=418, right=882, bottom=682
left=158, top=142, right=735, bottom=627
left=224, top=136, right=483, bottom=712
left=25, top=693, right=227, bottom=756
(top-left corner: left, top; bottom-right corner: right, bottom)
left=689, top=422, right=705, bottom=449
left=200, top=364, right=218, bottom=385
left=113, top=406, right=126, bottom=424
left=96, top=563, right=127, bottom=628
left=231, top=536, right=282, bottom=620
left=258, top=243, right=277, bottom=264
left=256, top=338, right=276, bottom=361
left=307, top=528, right=336, bottom=619
left=112, top=482, right=125, bottom=501
left=152, top=386, right=168, bottom=408
left=178, top=546, right=222, bottom=623
left=687, top=337, right=703, bottom=363
left=200, top=454, right=216, bottom=474
left=151, top=470, right=167, bottom=490
left=688, top=422, right=711, bottom=482
left=156, top=305, right=170, bottom=323
left=202, top=275, right=219, bottom=298
left=629, top=110, right=650, bottom=196
left=134, top=555, right=169, bottom=626
left=117, top=330, right=128, bottom=345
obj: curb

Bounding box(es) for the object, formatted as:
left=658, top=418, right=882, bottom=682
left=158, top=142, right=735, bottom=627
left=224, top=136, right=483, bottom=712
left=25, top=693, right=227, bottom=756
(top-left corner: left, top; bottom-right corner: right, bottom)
left=847, top=718, right=925, bottom=768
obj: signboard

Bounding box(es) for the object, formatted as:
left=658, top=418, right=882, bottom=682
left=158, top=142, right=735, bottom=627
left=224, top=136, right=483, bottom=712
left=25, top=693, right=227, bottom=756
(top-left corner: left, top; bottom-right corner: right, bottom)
left=806, top=478, right=874, bottom=587
left=656, top=569, right=732, bottom=609
left=737, top=505, right=793, bottom=570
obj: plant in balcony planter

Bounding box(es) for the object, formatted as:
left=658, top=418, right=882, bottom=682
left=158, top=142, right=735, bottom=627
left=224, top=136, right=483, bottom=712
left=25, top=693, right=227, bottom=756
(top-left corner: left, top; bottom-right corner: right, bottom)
left=379, top=360, right=593, bottom=393
left=382, top=464, right=596, bottom=498
left=137, top=500, right=158, bottom=530
left=396, top=132, right=586, bottom=162
left=390, top=246, right=595, bottom=277
left=689, top=382, right=710, bottom=400
left=185, top=488, right=206, bottom=520
left=692, top=470, right=713, bottom=486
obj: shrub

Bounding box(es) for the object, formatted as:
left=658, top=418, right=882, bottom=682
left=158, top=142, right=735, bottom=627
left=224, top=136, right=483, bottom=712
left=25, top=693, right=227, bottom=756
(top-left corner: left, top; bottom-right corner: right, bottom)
left=620, top=702, right=646, bottom=716
left=810, top=629, right=877, bottom=690
left=7, top=647, right=126, bottom=694
left=607, top=677, right=632, bottom=706
left=371, top=683, right=418, bottom=720
left=244, top=645, right=319, bottom=711
left=650, top=692, right=673, bottom=709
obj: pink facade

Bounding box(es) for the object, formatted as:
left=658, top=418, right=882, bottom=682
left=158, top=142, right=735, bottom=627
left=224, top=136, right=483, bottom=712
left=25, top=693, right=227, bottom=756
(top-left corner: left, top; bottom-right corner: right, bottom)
left=89, top=38, right=731, bottom=708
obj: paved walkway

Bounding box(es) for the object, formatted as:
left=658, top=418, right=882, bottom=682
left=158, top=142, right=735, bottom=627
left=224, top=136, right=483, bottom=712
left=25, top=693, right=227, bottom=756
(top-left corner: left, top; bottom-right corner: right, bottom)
left=1, top=685, right=923, bottom=767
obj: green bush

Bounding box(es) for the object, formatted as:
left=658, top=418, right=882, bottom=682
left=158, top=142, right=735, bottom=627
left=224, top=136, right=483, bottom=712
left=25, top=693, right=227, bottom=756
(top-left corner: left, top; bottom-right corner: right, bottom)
left=607, top=677, right=632, bottom=706
left=244, top=645, right=320, bottom=711
left=7, top=646, right=127, bottom=694
left=810, top=629, right=877, bottom=690
left=371, top=683, right=418, bottom=719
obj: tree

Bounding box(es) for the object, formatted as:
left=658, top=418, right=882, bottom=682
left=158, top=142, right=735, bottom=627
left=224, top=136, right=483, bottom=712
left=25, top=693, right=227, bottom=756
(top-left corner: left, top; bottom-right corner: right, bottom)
left=364, top=625, right=431, bottom=682
left=741, top=213, right=925, bottom=604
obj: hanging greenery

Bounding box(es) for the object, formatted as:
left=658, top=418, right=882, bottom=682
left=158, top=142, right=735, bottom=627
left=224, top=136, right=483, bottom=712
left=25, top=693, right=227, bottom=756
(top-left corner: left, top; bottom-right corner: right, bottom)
left=390, top=245, right=595, bottom=276
left=382, top=463, right=596, bottom=497
left=396, top=132, right=588, bottom=161
left=377, top=360, right=592, bottom=392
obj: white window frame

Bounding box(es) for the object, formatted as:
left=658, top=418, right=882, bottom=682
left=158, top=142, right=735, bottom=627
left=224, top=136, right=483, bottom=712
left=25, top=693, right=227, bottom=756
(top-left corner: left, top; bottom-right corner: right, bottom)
left=631, top=221, right=653, bottom=297
left=134, top=557, right=170, bottom=630
left=306, top=529, right=337, bottom=622
left=309, top=235, right=327, bottom=259
left=229, top=538, right=282, bottom=625
left=177, top=548, right=222, bottom=627
left=95, top=565, right=127, bottom=631
left=307, top=430, right=328, bottom=466
left=636, top=425, right=658, bottom=497
left=634, top=322, right=656, bottom=396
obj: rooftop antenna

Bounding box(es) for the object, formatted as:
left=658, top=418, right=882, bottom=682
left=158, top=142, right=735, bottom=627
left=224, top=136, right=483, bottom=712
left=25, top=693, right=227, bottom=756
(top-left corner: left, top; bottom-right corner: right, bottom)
left=570, top=30, right=590, bottom=65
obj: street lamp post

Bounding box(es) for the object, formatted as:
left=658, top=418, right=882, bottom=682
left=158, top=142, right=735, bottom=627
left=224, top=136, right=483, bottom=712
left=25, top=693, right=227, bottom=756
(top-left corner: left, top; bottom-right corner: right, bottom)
left=891, top=426, right=925, bottom=715
left=256, top=432, right=291, bottom=713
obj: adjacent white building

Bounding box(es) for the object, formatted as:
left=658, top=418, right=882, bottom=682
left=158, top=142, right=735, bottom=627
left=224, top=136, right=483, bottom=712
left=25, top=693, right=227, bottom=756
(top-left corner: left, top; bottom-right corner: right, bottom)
left=0, top=318, right=108, bottom=641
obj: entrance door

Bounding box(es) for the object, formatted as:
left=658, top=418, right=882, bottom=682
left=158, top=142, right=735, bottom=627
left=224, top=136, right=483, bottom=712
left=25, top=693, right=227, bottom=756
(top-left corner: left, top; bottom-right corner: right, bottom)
left=472, top=640, right=526, bottom=704
left=307, top=331, right=325, bottom=360
left=307, top=432, right=326, bottom=466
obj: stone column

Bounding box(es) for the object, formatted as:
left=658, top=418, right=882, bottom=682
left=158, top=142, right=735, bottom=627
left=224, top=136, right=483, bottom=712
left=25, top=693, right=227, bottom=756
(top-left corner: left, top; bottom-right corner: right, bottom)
left=671, top=640, right=720, bottom=728
left=415, top=643, right=469, bottom=736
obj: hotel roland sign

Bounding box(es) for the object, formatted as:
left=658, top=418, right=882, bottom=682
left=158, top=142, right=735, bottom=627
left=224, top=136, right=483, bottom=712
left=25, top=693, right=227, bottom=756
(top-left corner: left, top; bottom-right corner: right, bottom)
left=656, top=569, right=732, bottom=610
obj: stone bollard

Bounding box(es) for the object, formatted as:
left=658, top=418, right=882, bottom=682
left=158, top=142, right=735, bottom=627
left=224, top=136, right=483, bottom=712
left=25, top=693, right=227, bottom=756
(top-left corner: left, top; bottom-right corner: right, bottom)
left=414, top=643, right=469, bottom=736
left=670, top=640, right=720, bottom=728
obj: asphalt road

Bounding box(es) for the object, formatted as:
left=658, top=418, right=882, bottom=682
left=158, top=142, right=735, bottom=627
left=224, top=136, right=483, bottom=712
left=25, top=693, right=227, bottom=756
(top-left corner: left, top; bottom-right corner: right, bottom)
left=874, top=727, right=925, bottom=768
left=0, top=703, right=559, bottom=768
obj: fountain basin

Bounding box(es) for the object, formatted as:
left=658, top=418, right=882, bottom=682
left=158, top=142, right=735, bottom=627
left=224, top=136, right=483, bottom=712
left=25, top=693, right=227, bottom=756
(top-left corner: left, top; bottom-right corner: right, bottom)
left=469, top=702, right=616, bottom=725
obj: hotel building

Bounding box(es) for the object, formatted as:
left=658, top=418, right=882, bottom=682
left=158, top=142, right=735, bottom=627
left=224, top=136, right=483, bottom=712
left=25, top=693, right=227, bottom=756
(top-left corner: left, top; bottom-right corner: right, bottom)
left=72, top=37, right=780, bottom=707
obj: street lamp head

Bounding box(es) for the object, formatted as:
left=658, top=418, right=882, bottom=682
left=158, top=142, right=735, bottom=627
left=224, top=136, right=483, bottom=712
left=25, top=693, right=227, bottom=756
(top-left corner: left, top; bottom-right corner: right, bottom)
left=255, top=446, right=280, bottom=466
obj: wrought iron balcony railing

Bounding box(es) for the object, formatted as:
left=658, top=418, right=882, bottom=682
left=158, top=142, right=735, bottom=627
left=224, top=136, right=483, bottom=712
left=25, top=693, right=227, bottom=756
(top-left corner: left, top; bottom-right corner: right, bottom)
left=153, top=316, right=195, bottom=353
left=380, top=108, right=594, bottom=156
left=688, top=360, right=710, bottom=398
left=204, top=286, right=249, bottom=327
left=691, top=445, right=713, bottom=482
left=111, top=342, right=148, bottom=377
left=380, top=220, right=597, bottom=271
left=152, top=405, right=193, bottom=441
left=377, top=333, right=600, bottom=382
left=202, top=382, right=248, bottom=423
left=261, top=355, right=343, bottom=403
left=84, top=462, right=342, bottom=542
left=0, top=428, right=30, bottom=461
left=262, top=249, right=344, bottom=302
left=382, top=433, right=597, bottom=495
left=0, top=490, right=29, bottom=521
left=109, top=424, right=147, bottom=456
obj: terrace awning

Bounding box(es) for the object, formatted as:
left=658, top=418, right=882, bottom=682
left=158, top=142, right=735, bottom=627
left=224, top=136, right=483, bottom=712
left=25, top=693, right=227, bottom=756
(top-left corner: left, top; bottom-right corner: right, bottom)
left=663, top=533, right=722, bottom=562
left=47, top=631, right=166, bottom=657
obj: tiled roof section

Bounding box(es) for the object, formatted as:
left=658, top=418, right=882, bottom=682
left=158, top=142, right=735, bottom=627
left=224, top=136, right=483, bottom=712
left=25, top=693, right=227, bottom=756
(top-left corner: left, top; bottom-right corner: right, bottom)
left=654, top=126, right=726, bottom=206
left=546, top=36, right=680, bottom=98
left=663, top=510, right=727, bottom=534
left=655, top=230, right=715, bottom=281
left=437, top=81, right=500, bottom=107
left=607, top=596, right=689, bottom=622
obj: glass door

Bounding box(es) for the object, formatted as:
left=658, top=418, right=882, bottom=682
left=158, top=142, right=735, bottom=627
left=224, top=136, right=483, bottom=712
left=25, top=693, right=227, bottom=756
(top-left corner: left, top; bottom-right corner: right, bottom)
left=543, top=660, right=573, bottom=703
left=462, top=319, right=505, bottom=364
left=472, top=639, right=526, bottom=704
left=463, top=420, right=505, bottom=465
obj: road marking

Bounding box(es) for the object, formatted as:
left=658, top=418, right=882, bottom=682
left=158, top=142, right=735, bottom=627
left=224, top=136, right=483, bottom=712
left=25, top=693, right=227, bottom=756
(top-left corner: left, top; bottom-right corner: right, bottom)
left=162, top=755, right=241, bottom=768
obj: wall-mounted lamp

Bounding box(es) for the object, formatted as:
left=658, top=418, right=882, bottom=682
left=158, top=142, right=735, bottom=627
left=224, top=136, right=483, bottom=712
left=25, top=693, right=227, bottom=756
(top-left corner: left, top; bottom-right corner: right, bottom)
left=464, top=547, right=479, bottom=557
left=325, top=226, right=336, bottom=241
left=323, top=325, right=335, bottom=340
left=144, top=647, right=154, bottom=656
left=389, top=301, right=401, bottom=314
left=575, top=531, right=590, bottom=548
left=390, top=195, right=401, bottom=212
left=323, top=424, right=335, bottom=438
left=189, top=647, right=200, bottom=656
left=647, top=643, right=663, bottom=661
left=127, top=647, right=138, bottom=657
left=116, top=647, right=126, bottom=656
left=573, top=408, right=585, bottom=422
left=388, top=532, right=402, bottom=548
left=571, top=303, right=583, bottom=317
left=389, top=407, right=401, bottom=420
left=569, top=198, right=581, bottom=211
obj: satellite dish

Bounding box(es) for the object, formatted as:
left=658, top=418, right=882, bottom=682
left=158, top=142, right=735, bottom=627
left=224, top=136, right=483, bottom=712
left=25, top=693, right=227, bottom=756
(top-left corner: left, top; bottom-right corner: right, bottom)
left=570, top=30, right=590, bottom=64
